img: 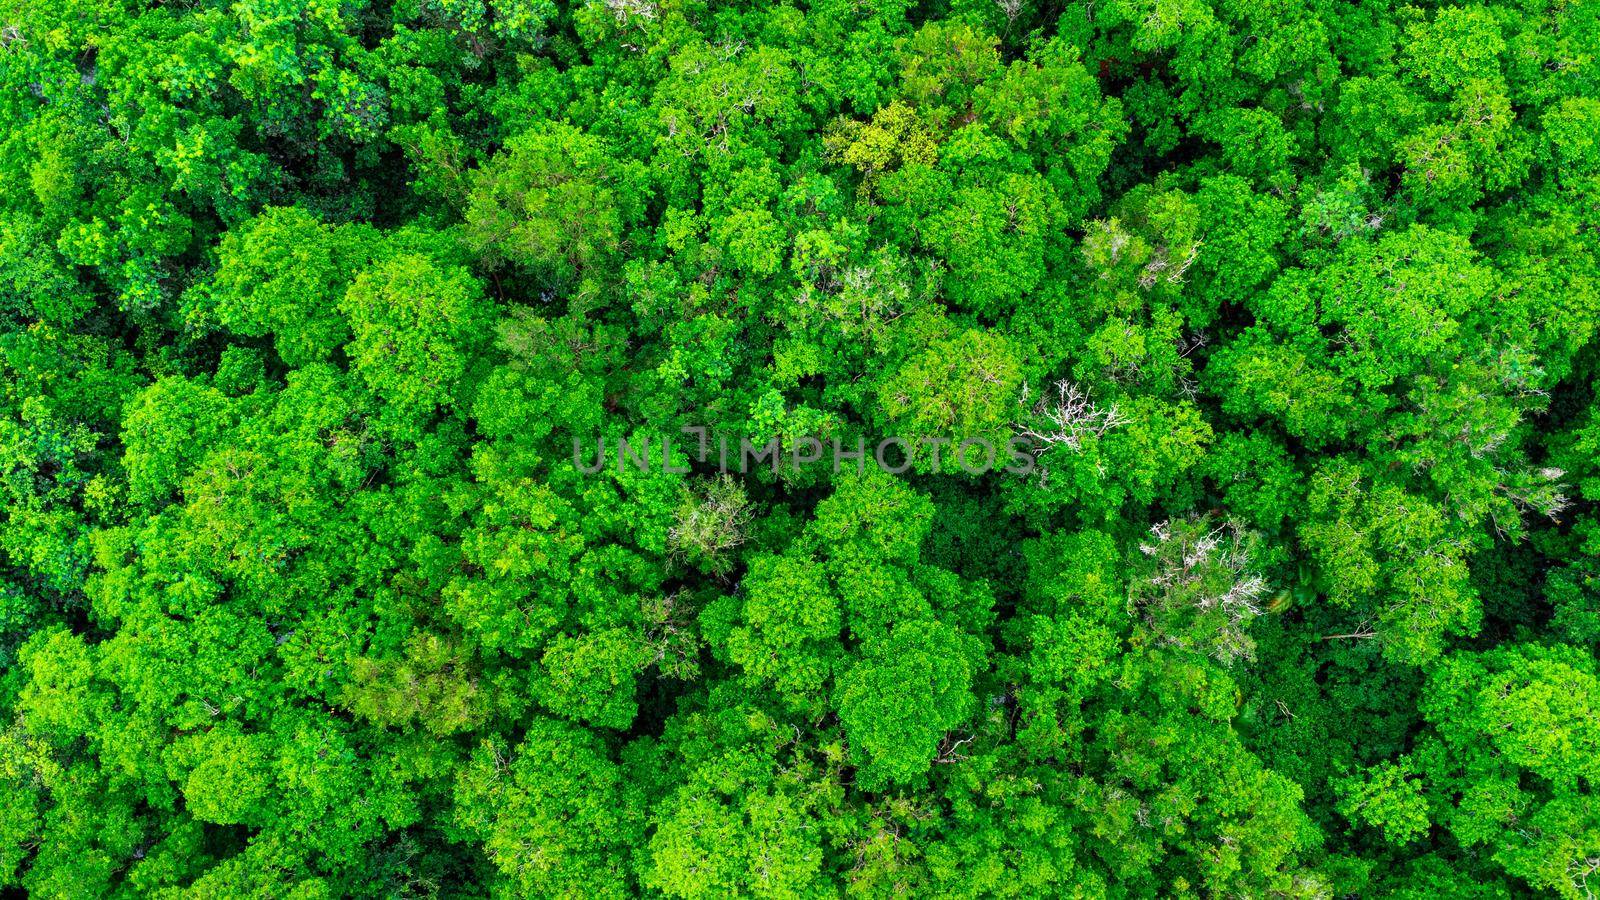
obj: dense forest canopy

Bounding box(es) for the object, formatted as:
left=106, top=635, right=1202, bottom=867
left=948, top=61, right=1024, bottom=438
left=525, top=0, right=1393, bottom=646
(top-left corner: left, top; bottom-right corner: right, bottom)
left=1, top=0, right=1599, bottom=896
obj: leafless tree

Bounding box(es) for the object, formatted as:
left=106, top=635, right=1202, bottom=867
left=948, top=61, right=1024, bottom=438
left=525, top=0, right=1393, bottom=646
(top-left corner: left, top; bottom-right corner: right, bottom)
left=603, top=0, right=658, bottom=27
left=1136, top=518, right=1268, bottom=666
left=1015, top=380, right=1130, bottom=457
left=1137, top=241, right=1201, bottom=289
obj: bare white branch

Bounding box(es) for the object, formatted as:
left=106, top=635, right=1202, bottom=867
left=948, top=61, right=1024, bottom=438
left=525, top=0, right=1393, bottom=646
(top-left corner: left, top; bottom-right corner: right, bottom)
left=1014, top=380, right=1129, bottom=458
